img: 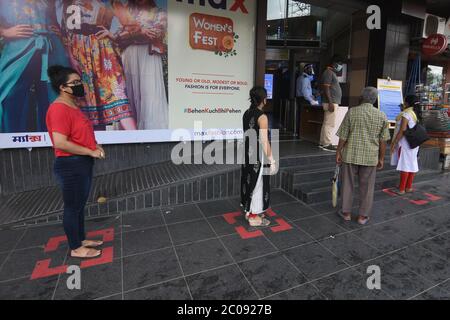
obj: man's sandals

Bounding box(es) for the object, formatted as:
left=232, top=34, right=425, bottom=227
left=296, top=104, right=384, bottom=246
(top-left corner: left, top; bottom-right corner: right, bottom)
left=357, top=216, right=370, bottom=225
left=338, top=211, right=370, bottom=225
left=338, top=211, right=351, bottom=221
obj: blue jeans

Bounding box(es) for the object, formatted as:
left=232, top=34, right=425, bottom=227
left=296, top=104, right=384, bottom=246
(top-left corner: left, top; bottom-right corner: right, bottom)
left=54, top=156, right=94, bottom=250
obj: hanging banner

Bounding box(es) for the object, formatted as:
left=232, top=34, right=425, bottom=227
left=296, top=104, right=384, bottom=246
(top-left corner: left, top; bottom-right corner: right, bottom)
left=0, top=0, right=256, bottom=148
left=377, top=78, right=404, bottom=123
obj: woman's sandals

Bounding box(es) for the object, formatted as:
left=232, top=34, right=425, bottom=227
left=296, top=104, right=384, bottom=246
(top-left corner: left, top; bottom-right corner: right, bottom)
left=82, top=240, right=103, bottom=248
left=245, top=212, right=265, bottom=221
left=70, top=240, right=104, bottom=258
left=71, top=247, right=102, bottom=259
left=248, top=215, right=271, bottom=227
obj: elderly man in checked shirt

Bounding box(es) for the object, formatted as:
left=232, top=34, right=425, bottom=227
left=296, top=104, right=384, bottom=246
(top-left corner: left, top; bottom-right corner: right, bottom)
left=336, top=87, right=391, bottom=225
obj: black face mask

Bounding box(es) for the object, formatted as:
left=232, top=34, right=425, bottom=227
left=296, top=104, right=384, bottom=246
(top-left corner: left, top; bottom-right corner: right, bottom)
left=67, top=84, right=85, bottom=97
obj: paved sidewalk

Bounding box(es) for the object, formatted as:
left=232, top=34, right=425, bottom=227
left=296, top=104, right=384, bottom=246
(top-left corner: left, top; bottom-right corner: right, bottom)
left=0, top=174, right=449, bottom=300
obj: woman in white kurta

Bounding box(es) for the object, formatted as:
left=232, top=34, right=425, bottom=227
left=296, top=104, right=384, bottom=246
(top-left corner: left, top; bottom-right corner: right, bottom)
left=390, top=96, right=420, bottom=194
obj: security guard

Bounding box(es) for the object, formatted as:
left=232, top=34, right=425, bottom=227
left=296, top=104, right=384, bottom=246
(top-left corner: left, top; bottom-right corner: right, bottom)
left=296, top=63, right=319, bottom=106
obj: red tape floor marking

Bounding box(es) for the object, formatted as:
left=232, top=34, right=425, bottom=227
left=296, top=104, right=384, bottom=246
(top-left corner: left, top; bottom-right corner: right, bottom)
left=30, top=259, right=68, bottom=280
left=223, top=209, right=292, bottom=239
left=80, top=246, right=114, bottom=269
left=44, top=228, right=114, bottom=253
left=44, top=236, right=68, bottom=253
left=223, top=211, right=242, bottom=224
left=31, top=228, right=115, bottom=280
left=235, top=226, right=263, bottom=239
left=409, top=199, right=429, bottom=206
left=270, top=218, right=293, bottom=233
left=87, top=228, right=114, bottom=242
left=382, top=189, right=442, bottom=206
left=382, top=188, right=398, bottom=197
left=423, top=193, right=442, bottom=201
left=265, top=208, right=277, bottom=217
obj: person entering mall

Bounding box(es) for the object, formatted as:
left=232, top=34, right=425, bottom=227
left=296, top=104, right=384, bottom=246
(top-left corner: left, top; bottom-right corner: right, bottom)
left=319, top=55, right=344, bottom=152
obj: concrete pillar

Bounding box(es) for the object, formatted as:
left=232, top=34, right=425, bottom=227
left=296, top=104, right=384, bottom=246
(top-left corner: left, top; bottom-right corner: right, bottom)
left=255, top=0, right=268, bottom=87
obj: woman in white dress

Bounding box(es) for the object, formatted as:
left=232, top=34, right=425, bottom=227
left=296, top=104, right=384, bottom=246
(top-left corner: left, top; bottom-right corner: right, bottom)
left=390, top=95, right=420, bottom=194
left=113, top=0, right=168, bottom=130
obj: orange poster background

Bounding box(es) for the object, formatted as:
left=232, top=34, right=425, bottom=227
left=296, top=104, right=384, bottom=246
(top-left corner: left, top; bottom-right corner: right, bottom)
left=189, top=13, right=234, bottom=52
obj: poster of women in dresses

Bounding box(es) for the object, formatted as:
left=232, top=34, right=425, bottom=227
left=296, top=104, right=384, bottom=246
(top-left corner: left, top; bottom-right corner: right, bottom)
left=112, top=0, right=169, bottom=130
left=0, top=0, right=168, bottom=134
left=0, top=0, right=256, bottom=148
left=61, top=0, right=138, bottom=130
left=0, top=0, right=70, bottom=133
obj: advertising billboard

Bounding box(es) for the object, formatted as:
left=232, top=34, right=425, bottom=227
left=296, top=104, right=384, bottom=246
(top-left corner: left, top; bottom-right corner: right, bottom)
left=0, top=0, right=256, bottom=148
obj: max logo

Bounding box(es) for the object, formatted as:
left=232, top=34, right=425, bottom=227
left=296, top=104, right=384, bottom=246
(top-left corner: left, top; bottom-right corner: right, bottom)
left=176, top=0, right=249, bottom=14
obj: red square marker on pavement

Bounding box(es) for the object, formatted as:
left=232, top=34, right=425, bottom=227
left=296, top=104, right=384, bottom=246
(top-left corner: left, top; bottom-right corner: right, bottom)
left=44, top=235, right=69, bottom=253
left=265, top=208, right=277, bottom=217
left=80, top=246, right=114, bottom=269
left=30, top=259, right=68, bottom=280
left=223, top=211, right=242, bottom=224
left=222, top=208, right=293, bottom=240
left=409, top=199, right=429, bottom=206
left=383, top=188, right=443, bottom=206
left=235, top=226, right=264, bottom=239
left=270, top=218, right=293, bottom=233
left=382, top=188, right=398, bottom=197
left=423, top=193, right=442, bottom=201
left=31, top=228, right=115, bottom=280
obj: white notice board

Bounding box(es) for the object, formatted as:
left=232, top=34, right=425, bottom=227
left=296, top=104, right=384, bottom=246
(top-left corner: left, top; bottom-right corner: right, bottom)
left=377, top=79, right=403, bottom=127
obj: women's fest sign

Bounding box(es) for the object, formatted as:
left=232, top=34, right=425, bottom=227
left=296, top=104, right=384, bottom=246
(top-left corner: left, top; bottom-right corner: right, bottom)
left=169, top=0, right=256, bottom=141
left=0, top=0, right=256, bottom=148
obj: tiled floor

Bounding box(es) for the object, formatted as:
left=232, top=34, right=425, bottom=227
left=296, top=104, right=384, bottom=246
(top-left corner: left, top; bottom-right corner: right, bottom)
left=0, top=176, right=449, bottom=300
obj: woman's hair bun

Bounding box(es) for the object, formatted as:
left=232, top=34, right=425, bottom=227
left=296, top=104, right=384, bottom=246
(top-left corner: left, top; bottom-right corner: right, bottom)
left=47, top=65, right=79, bottom=93
left=47, top=65, right=66, bottom=79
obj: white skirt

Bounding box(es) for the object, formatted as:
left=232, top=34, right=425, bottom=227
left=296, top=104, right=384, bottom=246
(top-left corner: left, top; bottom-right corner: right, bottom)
left=122, top=45, right=168, bottom=130
left=249, top=154, right=264, bottom=214
left=391, top=137, right=419, bottom=172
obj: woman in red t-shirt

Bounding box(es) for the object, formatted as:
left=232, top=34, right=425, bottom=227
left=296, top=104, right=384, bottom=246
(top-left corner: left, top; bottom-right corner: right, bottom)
left=46, top=65, right=105, bottom=259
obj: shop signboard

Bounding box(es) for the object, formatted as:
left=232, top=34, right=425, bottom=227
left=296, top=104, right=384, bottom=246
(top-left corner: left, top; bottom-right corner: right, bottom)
left=422, top=34, right=448, bottom=56
left=0, top=0, right=256, bottom=148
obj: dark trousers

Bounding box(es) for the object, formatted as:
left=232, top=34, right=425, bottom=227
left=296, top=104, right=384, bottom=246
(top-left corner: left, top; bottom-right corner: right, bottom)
left=54, top=156, right=94, bottom=250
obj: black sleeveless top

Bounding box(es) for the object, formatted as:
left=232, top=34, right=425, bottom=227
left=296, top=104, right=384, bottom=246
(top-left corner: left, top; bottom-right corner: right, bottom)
left=242, top=107, right=264, bottom=165
left=240, top=107, right=271, bottom=213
